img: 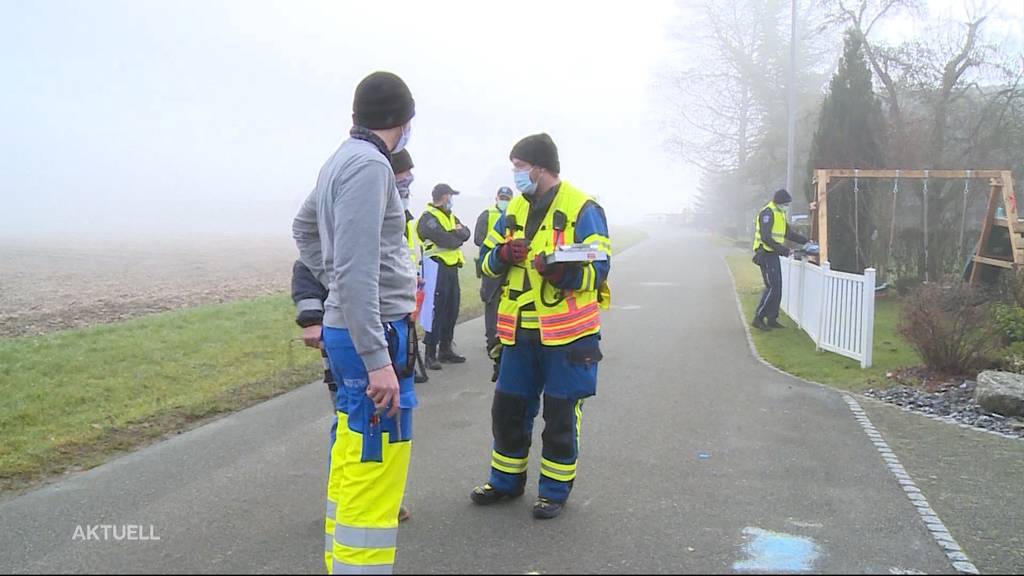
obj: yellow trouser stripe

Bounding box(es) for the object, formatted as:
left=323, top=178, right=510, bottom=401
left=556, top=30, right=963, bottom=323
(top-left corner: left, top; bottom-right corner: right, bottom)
left=575, top=399, right=584, bottom=452
left=326, top=412, right=350, bottom=572
left=540, top=458, right=577, bottom=482
left=492, top=451, right=528, bottom=474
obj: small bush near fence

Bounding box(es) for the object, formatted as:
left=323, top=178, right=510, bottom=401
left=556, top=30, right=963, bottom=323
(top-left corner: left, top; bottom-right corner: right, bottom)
left=993, top=303, right=1024, bottom=344
left=898, top=281, right=1000, bottom=375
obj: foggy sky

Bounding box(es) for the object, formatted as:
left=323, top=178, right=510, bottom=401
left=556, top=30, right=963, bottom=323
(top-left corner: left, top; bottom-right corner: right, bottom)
left=1, top=0, right=1021, bottom=241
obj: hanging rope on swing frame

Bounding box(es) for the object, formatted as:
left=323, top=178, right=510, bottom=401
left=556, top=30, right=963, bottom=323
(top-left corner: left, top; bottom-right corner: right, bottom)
left=923, top=170, right=930, bottom=283
left=853, top=169, right=861, bottom=272
left=886, top=170, right=899, bottom=281
left=957, top=171, right=971, bottom=268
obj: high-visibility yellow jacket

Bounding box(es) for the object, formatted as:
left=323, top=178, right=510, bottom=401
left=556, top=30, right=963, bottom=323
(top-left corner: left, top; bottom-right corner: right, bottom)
left=482, top=181, right=611, bottom=346
left=753, top=201, right=788, bottom=252
left=420, top=205, right=466, bottom=267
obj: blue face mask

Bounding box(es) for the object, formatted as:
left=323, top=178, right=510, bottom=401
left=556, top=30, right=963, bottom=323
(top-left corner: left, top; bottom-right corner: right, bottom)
left=396, top=175, right=413, bottom=195
left=392, top=122, right=411, bottom=153
left=514, top=168, right=537, bottom=195
left=496, top=199, right=510, bottom=212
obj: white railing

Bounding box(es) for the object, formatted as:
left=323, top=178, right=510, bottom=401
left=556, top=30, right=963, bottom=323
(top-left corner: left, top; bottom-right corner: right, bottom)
left=778, top=257, right=876, bottom=368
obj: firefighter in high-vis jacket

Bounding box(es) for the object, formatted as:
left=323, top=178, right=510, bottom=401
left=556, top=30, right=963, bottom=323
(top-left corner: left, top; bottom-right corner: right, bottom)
left=471, top=133, right=611, bottom=520
left=751, top=188, right=807, bottom=331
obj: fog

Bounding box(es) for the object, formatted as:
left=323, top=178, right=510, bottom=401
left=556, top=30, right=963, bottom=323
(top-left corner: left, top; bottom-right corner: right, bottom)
left=0, top=0, right=699, bottom=243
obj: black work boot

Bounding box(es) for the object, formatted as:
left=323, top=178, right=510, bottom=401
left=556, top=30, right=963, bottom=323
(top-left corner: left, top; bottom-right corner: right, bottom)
left=751, top=317, right=771, bottom=331
left=470, top=483, right=524, bottom=505
left=768, top=319, right=786, bottom=329
left=425, top=344, right=442, bottom=371
left=532, top=498, right=565, bottom=520
left=438, top=342, right=466, bottom=364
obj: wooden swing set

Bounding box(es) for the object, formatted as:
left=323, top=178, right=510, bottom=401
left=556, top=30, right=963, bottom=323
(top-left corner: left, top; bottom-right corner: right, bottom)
left=810, top=169, right=1020, bottom=284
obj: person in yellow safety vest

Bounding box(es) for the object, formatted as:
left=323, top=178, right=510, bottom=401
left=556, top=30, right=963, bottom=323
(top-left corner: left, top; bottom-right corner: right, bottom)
left=751, top=188, right=808, bottom=331
left=474, top=186, right=515, bottom=382
left=293, top=70, right=418, bottom=575
left=391, top=149, right=429, bottom=385
left=417, top=183, right=471, bottom=369
left=471, top=133, right=611, bottom=520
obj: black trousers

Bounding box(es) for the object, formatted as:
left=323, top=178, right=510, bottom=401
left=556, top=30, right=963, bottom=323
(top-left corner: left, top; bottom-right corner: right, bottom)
left=425, top=262, right=460, bottom=347
left=755, top=251, right=783, bottom=322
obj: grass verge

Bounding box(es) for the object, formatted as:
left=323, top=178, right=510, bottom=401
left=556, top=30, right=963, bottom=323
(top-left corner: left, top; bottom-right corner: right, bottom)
left=725, top=252, right=920, bottom=392
left=0, top=294, right=320, bottom=493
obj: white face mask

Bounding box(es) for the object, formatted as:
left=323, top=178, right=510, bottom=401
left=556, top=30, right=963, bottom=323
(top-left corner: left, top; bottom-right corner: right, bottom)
left=392, top=122, right=411, bottom=153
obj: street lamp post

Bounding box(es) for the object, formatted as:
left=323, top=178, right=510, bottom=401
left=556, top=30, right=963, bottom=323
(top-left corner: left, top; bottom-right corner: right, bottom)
left=786, top=0, right=798, bottom=196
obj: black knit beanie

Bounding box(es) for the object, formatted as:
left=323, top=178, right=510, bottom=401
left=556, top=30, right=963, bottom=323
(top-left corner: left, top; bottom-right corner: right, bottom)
left=510, top=133, right=560, bottom=174
left=391, top=149, right=414, bottom=174
left=352, top=71, right=415, bottom=130
left=773, top=188, right=792, bottom=204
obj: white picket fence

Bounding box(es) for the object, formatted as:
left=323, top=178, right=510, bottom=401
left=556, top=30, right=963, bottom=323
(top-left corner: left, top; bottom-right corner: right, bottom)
left=778, top=257, right=876, bottom=368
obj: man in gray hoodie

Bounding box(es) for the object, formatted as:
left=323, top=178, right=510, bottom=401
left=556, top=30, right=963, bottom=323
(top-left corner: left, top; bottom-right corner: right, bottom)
left=292, top=70, right=417, bottom=575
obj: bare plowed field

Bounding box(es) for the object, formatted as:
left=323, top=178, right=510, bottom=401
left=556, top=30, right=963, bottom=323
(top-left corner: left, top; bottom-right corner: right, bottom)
left=0, top=236, right=297, bottom=338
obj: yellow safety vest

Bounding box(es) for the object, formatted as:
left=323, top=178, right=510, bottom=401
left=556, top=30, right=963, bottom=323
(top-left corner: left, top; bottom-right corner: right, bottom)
left=405, top=217, right=420, bottom=267
left=420, top=205, right=465, bottom=267
left=487, top=206, right=502, bottom=235
left=488, top=181, right=611, bottom=347
left=753, top=202, right=788, bottom=252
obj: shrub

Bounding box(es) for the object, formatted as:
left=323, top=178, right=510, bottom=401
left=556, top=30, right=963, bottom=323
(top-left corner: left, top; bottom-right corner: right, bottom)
left=898, top=281, right=1000, bottom=375
left=997, top=342, right=1024, bottom=374
left=993, top=303, right=1024, bottom=344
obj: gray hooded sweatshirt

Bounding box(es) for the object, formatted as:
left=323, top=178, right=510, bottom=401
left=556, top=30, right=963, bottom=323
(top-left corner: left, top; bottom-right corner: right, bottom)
left=292, top=138, right=417, bottom=371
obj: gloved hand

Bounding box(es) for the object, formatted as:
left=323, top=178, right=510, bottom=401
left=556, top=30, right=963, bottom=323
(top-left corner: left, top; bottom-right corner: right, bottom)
left=498, top=239, right=529, bottom=263
left=533, top=253, right=567, bottom=285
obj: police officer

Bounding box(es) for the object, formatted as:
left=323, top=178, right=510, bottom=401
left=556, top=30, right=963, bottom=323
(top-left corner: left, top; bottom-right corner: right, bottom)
left=418, top=183, right=471, bottom=369
left=751, top=188, right=808, bottom=331
left=474, top=186, right=514, bottom=382
left=471, top=133, right=611, bottom=520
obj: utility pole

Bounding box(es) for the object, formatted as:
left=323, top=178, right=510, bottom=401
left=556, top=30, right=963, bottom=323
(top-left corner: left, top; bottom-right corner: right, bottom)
left=785, top=0, right=798, bottom=196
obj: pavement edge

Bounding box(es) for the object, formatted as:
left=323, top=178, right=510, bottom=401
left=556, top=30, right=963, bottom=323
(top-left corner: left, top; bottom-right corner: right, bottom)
left=724, top=261, right=981, bottom=575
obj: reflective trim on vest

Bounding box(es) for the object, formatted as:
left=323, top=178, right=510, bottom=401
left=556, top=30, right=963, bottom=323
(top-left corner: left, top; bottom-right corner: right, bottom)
left=333, top=525, right=398, bottom=550
left=752, top=202, right=788, bottom=252
left=420, top=205, right=465, bottom=267
left=496, top=181, right=604, bottom=346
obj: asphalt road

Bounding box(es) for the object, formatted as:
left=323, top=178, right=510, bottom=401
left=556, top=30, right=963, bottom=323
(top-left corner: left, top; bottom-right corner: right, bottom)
left=0, top=230, right=953, bottom=574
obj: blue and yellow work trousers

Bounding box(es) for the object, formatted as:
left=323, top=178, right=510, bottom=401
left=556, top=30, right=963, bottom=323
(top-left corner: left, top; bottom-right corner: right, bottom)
left=487, top=332, right=602, bottom=503
left=322, top=321, right=416, bottom=575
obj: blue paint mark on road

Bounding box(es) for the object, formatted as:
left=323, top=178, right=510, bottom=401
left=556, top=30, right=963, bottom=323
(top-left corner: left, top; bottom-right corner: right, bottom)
left=733, top=527, right=819, bottom=573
